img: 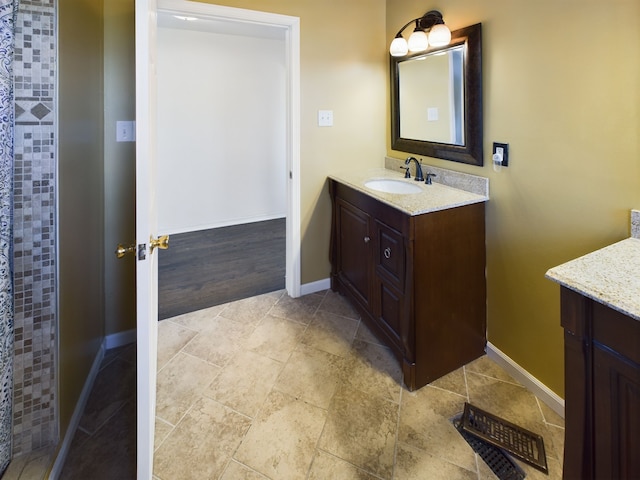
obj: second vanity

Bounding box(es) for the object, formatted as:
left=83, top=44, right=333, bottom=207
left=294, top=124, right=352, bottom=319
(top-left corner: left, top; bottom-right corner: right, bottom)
left=329, top=162, right=488, bottom=390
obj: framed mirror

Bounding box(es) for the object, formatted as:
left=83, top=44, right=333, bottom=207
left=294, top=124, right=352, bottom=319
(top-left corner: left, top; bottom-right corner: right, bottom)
left=391, top=23, right=483, bottom=166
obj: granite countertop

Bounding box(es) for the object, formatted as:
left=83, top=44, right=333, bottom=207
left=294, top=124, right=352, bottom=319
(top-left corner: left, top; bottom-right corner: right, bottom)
left=328, top=167, right=488, bottom=216
left=546, top=237, right=640, bottom=321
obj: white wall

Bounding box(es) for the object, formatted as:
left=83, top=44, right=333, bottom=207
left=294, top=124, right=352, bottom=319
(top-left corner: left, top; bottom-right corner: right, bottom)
left=157, top=25, right=287, bottom=234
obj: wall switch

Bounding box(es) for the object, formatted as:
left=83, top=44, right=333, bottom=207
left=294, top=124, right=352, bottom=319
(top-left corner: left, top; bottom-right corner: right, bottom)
left=492, top=142, right=509, bottom=167
left=318, top=110, right=333, bottom=127
left=116, top=120, right=136, bottom=142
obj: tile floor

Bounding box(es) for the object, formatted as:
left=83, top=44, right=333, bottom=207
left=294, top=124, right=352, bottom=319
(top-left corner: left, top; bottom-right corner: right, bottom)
left=7, top=288, right=566, bottom=479
left=153, top=289, right=565, bottom=480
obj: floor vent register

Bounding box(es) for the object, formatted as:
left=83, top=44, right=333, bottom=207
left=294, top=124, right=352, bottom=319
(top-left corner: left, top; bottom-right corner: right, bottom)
left=453, top=402, right=549, bottom=479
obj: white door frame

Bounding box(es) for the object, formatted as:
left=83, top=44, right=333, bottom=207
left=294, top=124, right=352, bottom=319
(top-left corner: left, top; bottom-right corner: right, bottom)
left=136, top=1, right=300, bottom=478
left=157, top=0, right=301, bottom=297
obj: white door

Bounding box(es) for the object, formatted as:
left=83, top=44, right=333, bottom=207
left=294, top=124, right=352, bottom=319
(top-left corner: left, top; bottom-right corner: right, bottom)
left=135, top=0, right=158, bottom=478
left=134, top=1, right=300, bottom=478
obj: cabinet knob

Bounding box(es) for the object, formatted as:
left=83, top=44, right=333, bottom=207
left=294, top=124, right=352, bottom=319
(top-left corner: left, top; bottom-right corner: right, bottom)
left=364, top=236, right=370, bottom=243
left=384, top=247, right=392, bottom=259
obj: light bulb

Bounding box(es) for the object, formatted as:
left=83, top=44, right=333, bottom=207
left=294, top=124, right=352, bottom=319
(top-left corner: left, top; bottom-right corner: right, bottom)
left=428, top=24, right=451, bottom=47
left=408, top=30, right=429, bottom=52
left=390, top=37, right=409, bottom=57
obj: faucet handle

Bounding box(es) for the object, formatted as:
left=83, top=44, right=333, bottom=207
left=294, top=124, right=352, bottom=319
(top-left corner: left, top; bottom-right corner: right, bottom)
left=425, top=173, right=437, bottom=185
left=399, top=166, right=411, bottom=178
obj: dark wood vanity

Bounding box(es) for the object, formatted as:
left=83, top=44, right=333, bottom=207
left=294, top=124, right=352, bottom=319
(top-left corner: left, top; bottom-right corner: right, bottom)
left=329, top=178, right=487, bottom=390
left=560, top=287, right=640, bottom=479
left=547, top=237, right=640, bottom=479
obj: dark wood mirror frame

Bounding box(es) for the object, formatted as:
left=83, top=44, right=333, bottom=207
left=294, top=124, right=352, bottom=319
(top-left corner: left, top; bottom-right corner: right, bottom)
left=391, top=23, right=483, bottom=166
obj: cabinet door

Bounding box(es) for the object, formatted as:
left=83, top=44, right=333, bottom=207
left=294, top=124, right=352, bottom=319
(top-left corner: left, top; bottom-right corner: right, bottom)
left=373, top=220, right=407, bottom=352
left=593, top=345, right=640, bottom=479
left=336, top=198, right=372, bottom=308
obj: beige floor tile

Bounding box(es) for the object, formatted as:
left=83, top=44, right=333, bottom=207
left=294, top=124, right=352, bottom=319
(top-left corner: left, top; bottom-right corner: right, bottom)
left=221, top=460, right=270, bottom=479
left=154, top=417, right=174, bottom=452
left=244, top=314, right=307, bottom=363
left=466, top=371, right=546, bottom=432
left=157, top=320, right=198, bottom=370
left=234, top=390, right=327, bottom=480
left=3, top=447, right=54, bottom=480
left=466, top=372, right=563, bottom=478
left=538, top=398, right=565, bottom=428
left=429, top=365, right=468, bottom=397
left=78, top=357, right=135, bottom=435
left=543, top=422, right=565, bottom=464
left=345, top=339, right=403, bottom=403
left=62, top=293, right=565, bottom=480
left=319, top=386, right=398, bottom=479
left=465, top=356, right=521, bottom=385
left=168, top=303, right=225, bottom=331
left=274, top=343, right=349, bottom=409
left=317, top=290, right=360, bottom=319
left=308, top=450, right=380, bottom=479
left=354, top=321, right=384, bottom=346
left=154, top=396, right=251, bottom=480
left=205, top=349, right=283, bottom=417
left=269, top=292, right=323, bottom=325
left=219, top=291, right=283, bottom=325
left=156, top=352, right=221, bottom=425
left=300, top=310, right=358, bottom=358
left=395, top=443, right=478, bottom=480
left=182, top=315, right=255, bottom=366
left=399, top=386, right=476, bottom=472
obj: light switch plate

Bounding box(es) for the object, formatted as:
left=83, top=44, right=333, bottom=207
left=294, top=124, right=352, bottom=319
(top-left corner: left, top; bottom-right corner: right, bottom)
left=116, top=120, right=136, bottom=142
left=318, top=110, right=333, bottom=127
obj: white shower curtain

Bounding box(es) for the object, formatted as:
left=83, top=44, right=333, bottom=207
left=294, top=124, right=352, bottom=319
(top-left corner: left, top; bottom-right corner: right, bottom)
left=0, top=0, right=17, bottom=473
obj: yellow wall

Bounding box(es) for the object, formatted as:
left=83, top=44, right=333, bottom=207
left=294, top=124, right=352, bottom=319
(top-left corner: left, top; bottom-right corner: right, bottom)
left=104, top=0, right=137, bottom=335
left=100, top=0, right=639, bottom=398
left=191, top=0, right=388, bottom=283
left=58, top=0, right=106, bottom=436
left=387, top=0, right=640, bottom=396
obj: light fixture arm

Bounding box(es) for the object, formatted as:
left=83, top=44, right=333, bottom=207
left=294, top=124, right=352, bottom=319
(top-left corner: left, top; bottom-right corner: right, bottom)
left=393, top=10, right=445, bottom=38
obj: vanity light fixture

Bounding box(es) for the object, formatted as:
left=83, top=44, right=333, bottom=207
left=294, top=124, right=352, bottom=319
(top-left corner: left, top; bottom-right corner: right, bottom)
left=389, top=10, right=452, bottom=57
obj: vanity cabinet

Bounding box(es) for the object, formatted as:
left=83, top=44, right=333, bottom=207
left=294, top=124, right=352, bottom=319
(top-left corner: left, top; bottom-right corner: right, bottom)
left=329, top=179, right=486, bottom=390
left=560, top=287, right=640, bottom=480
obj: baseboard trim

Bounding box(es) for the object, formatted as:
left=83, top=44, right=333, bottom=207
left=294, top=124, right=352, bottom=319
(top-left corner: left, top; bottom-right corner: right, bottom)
left=486, top=342, right=565, bottom=419
left=105, top=329, right=137, bottom=350
left=48, top=340, right=107, bottom=479
left=300, top=278, right=330, bottom=296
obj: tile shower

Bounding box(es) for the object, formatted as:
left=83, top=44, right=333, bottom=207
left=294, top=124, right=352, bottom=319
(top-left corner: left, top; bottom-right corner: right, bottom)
left=12, top=0, right=57, bottom=456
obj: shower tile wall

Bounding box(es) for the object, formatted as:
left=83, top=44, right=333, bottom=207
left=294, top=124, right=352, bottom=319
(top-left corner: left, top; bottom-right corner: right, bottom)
left=12, top=0, right=57, bottom=455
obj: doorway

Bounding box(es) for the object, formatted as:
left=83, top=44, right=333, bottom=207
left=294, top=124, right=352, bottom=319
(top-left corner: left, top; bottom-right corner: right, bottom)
left=134, top=1, right=301, bottom=477
left=154, top=10, right=292, bottom=318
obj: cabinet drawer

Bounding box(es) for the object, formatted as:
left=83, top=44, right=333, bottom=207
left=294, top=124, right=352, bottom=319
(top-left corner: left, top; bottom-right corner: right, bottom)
left=375, top=220, right=405, bottom=291
left=593, top=302, right=640, bottom=365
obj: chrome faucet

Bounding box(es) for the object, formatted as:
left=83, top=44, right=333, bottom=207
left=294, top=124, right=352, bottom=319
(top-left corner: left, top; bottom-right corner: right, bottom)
left=405, top=156, right=424, bottom=182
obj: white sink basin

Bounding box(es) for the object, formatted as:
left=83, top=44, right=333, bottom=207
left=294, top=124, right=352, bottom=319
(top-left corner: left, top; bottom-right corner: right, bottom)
left=364, top=179, right=422, bottom=194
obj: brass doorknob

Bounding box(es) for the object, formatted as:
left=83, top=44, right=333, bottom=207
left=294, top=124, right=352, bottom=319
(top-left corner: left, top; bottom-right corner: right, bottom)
left=115, top=243, right=136, bottom=259
left=150, top=234, right=170, bottom=253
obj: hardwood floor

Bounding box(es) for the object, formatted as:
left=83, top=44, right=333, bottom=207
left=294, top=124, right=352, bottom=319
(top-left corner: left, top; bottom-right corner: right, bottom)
left=158, top=218, right=285, bottom=320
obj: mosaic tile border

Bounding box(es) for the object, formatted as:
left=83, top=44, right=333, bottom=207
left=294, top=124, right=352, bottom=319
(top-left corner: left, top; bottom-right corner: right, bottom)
left=12, top=0, right=57, bottom=456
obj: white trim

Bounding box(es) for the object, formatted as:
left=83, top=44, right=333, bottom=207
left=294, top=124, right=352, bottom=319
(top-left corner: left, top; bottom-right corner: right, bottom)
left=285, top=16, right=301, bottom=299
left=156, top=0, right=301, bottom=300
left=301, top=278, right=331, bottom=296
left=486, top=342, right=565, bottom=418
left=105, top=329, right=137, bottom=350
left=160, top=214, right=287, bottom=236
left=48, top=341, right=106, bottom=480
